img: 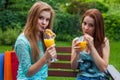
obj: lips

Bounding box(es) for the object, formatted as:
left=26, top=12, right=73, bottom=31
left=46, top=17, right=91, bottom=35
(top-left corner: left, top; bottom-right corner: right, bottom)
left=40, top=27, right=45, bottom=32
left=84, top=31, right=88, bottom=34
left=84, top=32, right=90, bottom=35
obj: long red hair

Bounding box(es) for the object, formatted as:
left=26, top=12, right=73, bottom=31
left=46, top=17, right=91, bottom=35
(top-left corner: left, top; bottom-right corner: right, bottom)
left=82, top=9, right=105, bottom=57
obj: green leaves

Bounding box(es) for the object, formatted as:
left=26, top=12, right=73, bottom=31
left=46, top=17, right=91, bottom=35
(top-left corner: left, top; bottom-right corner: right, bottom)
left=0, top=28, right=22, bottom=45
left=104, top=13, right=120, bottom=41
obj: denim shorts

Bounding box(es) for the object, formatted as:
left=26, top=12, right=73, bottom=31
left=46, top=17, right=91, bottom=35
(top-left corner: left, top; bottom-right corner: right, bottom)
left=76, top=75, right=109, bottom=80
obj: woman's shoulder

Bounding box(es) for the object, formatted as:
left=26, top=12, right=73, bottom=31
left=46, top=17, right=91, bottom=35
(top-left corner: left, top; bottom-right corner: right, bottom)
left=17, top=33, right=25, bottom=39
left=17, top=33, right=27, bottom=41
left=104, top=37, right=109, bottom=43
left=102, top=37, right=109, bottom=47
left=15, top=33, right=29, bottom=45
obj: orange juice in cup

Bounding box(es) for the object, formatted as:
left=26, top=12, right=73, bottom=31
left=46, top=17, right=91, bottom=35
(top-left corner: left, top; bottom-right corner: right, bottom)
left=44, top=38, right=57, bottom=62
left=78, top=41, right=87, bottom=51
left=44, top=39, right=55, bottom=48
left=44, top=29, right=57, bottom=62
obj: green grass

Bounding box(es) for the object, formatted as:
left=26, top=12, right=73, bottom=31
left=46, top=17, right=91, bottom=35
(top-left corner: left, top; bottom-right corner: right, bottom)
left=0, top=41, right=120, bottom=80
left=0, top=45, right=13, bottom=53
left=56, top=41, right=72, bottom=47
left=109, top=41, right=120, bottom=71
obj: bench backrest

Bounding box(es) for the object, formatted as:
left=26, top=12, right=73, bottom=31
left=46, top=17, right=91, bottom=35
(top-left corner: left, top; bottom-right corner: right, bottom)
left=11, top=46, right=78, bottom=78
left=48, top=46, right=78, bottom=77
left=107, top=65, right=120, bottom=80
left=50, top=47, right=120, bottom=79
left=10, top=46, right=120, bottom=79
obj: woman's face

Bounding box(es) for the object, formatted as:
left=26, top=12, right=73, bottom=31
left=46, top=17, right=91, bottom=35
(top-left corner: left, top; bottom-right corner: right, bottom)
left=37, top=10, right=51, bottom=32
left=82, top=16, right=95, bottom=36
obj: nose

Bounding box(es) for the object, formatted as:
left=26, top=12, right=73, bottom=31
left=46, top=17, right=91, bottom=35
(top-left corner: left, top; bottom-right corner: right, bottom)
left=42, top=19, right=47, bottom=25
left=84, top=25, right=89, bottom=30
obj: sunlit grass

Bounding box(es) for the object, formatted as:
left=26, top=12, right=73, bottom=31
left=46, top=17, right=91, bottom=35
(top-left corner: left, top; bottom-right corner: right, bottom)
left=109, top=41, right=120, bottom=71
left=56, top=41, right=72, bottom=47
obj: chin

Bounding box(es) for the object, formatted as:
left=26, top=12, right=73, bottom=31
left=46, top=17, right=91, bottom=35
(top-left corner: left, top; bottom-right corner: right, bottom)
left=40, top=29, right=44, bottom=32
left=39, top=28, right=43, bottom=32
left=83, top=32, right=86, bottom=35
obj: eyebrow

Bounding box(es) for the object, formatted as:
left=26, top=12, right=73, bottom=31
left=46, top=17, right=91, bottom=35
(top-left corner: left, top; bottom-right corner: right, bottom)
left=83, top=21, right=94, bottom=24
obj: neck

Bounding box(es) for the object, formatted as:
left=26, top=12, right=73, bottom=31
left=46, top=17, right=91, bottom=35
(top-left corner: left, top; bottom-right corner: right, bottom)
left=36, top=32, right=41, bottom=41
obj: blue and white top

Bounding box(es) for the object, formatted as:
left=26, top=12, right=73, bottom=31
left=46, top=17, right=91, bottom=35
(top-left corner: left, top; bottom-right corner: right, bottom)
left=14, top=33, right=48, bottom=80
left=77, top=36, right=105, bottom=77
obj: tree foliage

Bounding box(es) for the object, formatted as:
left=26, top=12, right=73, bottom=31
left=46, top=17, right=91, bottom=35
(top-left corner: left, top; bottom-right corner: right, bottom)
left=65, top=0, right=109, bottom=15
left=0, top=0, right=120, bottom=45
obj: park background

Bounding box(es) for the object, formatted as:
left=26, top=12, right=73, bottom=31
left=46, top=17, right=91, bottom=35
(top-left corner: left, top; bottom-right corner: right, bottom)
left=0, top=0, right=120, bottom=79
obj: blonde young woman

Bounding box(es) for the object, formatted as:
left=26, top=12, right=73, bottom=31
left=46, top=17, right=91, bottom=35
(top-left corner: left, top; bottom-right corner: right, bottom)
left=71, top=9, right=110, bottom=80
left=14, top=1, right=56, bottom=80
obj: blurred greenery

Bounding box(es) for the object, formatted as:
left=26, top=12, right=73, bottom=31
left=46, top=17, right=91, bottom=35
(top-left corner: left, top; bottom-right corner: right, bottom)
left=0, top=0, right=120, bottom=44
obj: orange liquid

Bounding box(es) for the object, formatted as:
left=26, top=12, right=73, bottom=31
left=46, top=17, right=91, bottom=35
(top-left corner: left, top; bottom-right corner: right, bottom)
left=44, top=39, right=55, bottom=47
left=78, top=41, right=87, bottom=50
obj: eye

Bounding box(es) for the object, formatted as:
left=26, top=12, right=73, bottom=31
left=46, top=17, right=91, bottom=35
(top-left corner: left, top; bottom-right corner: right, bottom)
left=83, top=22, right=87, bottom=25
left=46, top=18, right=50, bottom=22
left=39, top=16, right=44, bottom=20
left=88, top=23, right=94, bottom=27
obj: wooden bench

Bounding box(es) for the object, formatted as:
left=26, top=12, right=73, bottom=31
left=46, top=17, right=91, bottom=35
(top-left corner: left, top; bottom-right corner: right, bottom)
left=11, top=46, right=120, bottom=80
left=49, top=47, right=120, bottom=80
left=107, top=65, right=120, bottom=80
left=48, top=46, right=78, bottom=77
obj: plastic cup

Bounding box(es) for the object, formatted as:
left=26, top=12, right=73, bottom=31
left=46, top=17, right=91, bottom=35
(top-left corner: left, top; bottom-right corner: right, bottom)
left=77, top=41, right=87, bottom=51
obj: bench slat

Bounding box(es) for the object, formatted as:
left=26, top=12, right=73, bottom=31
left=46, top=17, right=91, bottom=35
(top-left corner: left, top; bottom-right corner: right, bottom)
left=107, top=65, right=120, bottom=80
left=56, top=47, right=71, bottom=53
left=57, top=55, right=71, bottom=61
left=49, top=63, right=71, bottom=69
left=48, top=70, right=77, bottom=77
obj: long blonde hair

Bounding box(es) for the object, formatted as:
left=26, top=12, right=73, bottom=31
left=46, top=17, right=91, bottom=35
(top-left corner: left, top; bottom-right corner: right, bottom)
left=24, top=1, right=55, bottom=62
